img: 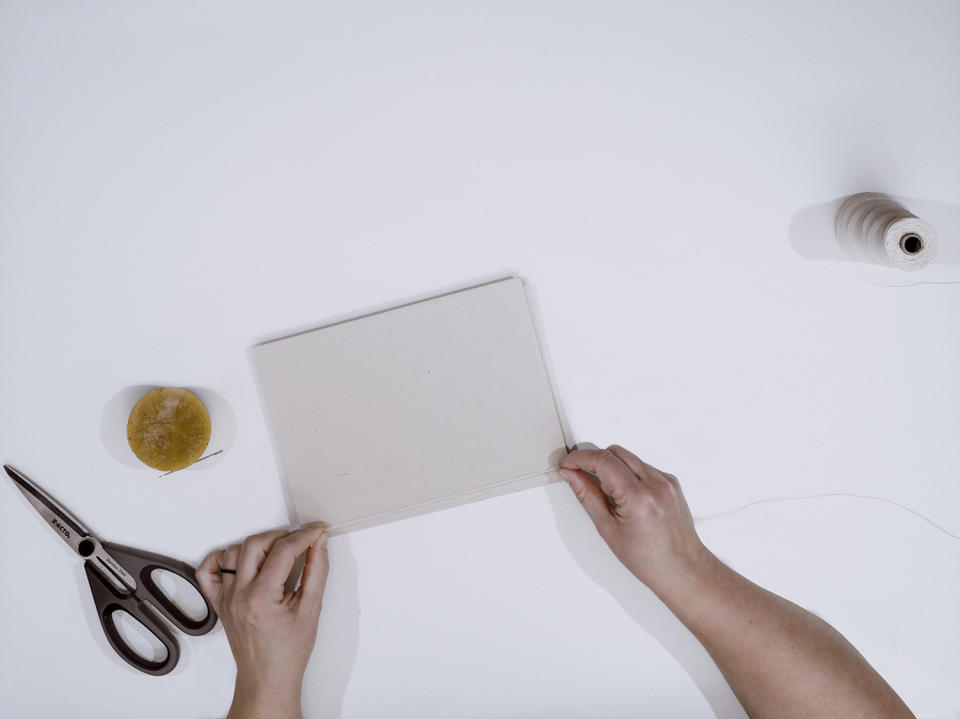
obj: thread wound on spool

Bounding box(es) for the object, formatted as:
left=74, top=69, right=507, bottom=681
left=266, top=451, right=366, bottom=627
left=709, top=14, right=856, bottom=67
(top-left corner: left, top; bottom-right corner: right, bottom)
left=836, top=193, right=938, bottom=271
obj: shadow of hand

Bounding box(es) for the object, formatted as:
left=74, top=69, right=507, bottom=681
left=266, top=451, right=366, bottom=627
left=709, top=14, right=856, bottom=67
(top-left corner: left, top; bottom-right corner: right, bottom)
left=544, top=481, right=746, bottom=719
left=301, top=534, right=361, bottom=719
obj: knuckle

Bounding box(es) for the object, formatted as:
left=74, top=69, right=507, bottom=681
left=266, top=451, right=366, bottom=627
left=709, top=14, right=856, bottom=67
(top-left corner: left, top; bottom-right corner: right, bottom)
left=641, top=499, right=666, bottom=521
left=608, top=485, right=636, bottom=510
left=264, top=529, right=289, bottom=544
left=632, top=490, right=656, bottom=512
left=272, top=536, right=293, bottom=552
left=241, top=536, right=263, bottom=554
left=270, top=539, right=297, bottom=560
left=594, top=448, right=617, bottom=466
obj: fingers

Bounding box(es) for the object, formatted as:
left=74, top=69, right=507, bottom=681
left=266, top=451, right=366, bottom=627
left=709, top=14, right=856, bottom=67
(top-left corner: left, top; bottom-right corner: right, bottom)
left=257, top=523, right=328, bottom=592
left=237, top=530, right=289, bottom=584
left=605, top=445, right=651, bottom=481
left=294, top=532, right=330, bottom=614
left=221, top=544, right=241, bottom=593
left=203, top=526, right=324, bottom=609
left=607, top=445, right=681, bottom=492
left=559, top=468, right=614, bottom=531
left=195, top=549, right=225, bottom=613
left=560, top=447, right=646, bottom=512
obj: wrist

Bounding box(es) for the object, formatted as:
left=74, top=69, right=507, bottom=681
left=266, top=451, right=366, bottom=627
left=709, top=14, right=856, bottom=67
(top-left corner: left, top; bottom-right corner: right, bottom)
left=642, top=545, right=722, bottom=609
left=229, top=670, right=303, bottom=719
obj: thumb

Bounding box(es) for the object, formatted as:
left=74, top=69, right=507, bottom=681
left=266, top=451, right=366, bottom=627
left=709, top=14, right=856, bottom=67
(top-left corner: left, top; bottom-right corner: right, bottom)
left=560, top=468, right=614, bottom=532
left=295, top=531, right=330, bottom=615
left=195, top=549, right=225, bottom=615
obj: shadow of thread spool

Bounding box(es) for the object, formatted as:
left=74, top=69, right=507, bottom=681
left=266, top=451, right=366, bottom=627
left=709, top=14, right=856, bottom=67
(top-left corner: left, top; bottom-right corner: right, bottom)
left=789, top=195, right=960, bottom=264
left=100, top=385, right=236, bottom=473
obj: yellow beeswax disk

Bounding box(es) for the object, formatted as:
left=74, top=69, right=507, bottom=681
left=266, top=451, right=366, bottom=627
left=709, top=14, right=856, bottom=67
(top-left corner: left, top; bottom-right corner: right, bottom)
left=127, top=387, right=211, bottom=472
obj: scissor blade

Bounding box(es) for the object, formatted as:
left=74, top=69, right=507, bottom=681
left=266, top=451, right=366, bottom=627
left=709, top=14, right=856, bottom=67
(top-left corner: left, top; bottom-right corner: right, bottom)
left=5, top=465, right=90, bottom=554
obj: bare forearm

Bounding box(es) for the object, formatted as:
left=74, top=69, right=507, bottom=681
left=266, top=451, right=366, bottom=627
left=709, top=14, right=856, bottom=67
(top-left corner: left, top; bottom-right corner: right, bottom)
left=653, top=551, right=914, bottom=719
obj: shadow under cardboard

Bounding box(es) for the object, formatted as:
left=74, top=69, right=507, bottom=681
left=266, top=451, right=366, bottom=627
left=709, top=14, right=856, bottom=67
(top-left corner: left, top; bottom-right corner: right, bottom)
left=522, top=278, right=575, bottom=460
left=544, top=477, right=747, bottom=719
left=789, top=195, right=960, bottom=264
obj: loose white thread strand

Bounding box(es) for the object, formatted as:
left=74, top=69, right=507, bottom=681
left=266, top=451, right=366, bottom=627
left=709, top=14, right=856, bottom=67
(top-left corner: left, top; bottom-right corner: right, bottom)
left=566, top=468, right=960, bottom=542
left=694, top=492, right=960, bottom=542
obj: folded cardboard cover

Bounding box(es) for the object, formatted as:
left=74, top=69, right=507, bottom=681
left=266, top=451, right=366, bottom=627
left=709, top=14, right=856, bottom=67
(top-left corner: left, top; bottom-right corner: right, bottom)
left=253, top=277, right=566, bottom=534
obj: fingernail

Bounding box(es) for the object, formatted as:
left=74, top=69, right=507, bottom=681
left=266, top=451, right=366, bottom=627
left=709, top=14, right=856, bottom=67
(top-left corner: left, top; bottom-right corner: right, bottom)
left=318, top=532, right=329, bottom=549
left=558, top=468, right=574, bottom=483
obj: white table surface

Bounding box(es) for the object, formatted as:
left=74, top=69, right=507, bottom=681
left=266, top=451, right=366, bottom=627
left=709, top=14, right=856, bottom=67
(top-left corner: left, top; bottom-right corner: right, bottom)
left=1, top=2, right=958, bottom=717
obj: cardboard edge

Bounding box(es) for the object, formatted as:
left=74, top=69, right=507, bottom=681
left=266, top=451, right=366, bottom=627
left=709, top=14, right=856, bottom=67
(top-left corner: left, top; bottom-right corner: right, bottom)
left=252, top=274, right=521, bottom=349
left=249, top=273, right=569, bottom=535
left=245, top=344, right=302, bottom=528
left=325, top=468, right=563, bottom=535
left=520, top=278, right=573, bottom=452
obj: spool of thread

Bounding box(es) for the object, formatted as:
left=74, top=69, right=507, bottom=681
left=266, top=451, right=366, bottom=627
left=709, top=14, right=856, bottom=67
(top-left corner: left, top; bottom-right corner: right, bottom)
left=836, top=193, right=938, bottom=271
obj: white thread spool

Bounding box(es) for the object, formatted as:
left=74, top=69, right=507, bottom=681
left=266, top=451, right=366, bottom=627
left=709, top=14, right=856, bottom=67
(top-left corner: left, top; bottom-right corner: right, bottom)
left=836, top=193, right=938, bottom=271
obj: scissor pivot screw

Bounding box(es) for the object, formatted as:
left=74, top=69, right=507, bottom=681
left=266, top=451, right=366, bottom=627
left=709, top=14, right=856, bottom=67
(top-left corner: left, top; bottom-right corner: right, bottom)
left=78, top=539, right=95, bottom=557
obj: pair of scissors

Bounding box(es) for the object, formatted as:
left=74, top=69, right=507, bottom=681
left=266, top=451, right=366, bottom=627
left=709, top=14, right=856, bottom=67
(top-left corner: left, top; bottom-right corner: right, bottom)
left=5, top=465, right=218, bottom=675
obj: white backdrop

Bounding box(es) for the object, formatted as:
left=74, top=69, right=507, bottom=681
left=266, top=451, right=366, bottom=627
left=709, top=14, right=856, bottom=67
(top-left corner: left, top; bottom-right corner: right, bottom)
left=1, top=1, right=958, bottom=717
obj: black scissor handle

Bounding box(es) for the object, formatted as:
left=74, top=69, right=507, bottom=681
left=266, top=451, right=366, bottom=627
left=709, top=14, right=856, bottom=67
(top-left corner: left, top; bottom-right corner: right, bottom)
left=100, top=541, right=218, bottom=636
left=84, top=561, right=181, bottom=676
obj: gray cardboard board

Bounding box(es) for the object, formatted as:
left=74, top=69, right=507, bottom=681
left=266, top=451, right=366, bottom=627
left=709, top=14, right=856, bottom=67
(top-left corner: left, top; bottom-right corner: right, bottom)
left=253, top=277, right=566, bottom=534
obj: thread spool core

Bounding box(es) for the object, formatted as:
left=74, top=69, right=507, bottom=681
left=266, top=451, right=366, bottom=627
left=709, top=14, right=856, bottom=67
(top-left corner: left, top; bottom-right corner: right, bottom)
left=900, top=234, right=923, bottom=255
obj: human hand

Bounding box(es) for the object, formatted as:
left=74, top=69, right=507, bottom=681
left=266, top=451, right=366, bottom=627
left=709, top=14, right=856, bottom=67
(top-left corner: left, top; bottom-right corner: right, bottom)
left=559, top=445, right=712, bottom=596
left=196, top=523, right=329, bottom=719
